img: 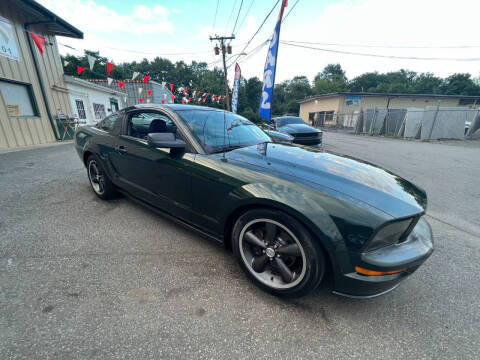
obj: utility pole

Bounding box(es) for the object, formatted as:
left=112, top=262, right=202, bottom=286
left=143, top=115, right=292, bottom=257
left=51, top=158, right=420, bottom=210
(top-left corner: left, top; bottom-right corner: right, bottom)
left=210, top=35, right=235, bottom=111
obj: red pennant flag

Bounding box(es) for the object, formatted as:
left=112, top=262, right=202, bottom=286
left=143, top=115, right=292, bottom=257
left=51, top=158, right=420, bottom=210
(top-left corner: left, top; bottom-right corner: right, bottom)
left=106, top=62, right=113, bottom=76
left=161, top=100, right=165, bottom=104
left=147, top=89, right=152, bottom=96
left=221, top=96, right=225, bottom=101
left=30, top=33, right=45, bottom=55
left=171, top=95, right=175, bottom=102
left=143, top=75, right=149, bottom=83
left=197, top=91, right=201, bottom=96
left=184, top=87, right=188, bottom=94
left=118, top=80, right=124, bottom=89
left=169, top=83, right=174, bottom=92
left=77, top=65, right=85, bottom=75
left=181, top=99, right=185, bottom=104
left=188, top=97, right=192, bottom=102
left=139, top=98, right=143, bottom=103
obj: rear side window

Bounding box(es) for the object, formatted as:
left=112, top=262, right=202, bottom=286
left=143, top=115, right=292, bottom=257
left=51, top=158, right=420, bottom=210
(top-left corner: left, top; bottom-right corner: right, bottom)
left=97, top=113, right=120, bottom=133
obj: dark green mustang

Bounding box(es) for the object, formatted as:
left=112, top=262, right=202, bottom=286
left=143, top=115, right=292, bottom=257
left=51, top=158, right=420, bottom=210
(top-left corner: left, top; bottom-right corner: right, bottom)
left=74, top=104, right=433, bottom=298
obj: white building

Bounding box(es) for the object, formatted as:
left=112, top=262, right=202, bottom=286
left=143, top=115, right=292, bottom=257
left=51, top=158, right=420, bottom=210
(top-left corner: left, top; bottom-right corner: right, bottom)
left=64, top=75, right=126, bottom=125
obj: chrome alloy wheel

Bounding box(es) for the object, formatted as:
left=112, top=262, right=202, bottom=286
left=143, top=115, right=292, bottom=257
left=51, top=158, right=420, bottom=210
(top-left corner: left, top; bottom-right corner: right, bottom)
left=88, top=160, right=105, bottom=195
left=239, top=218, right=307, bottom=289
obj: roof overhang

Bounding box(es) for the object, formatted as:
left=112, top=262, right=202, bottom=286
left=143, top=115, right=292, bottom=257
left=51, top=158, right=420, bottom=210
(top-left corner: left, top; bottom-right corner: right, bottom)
left=64, top=76, right=126, bottom=97
left=17, top=0, right=83, bottom=39
left=298, top=92, right=480, bottom=104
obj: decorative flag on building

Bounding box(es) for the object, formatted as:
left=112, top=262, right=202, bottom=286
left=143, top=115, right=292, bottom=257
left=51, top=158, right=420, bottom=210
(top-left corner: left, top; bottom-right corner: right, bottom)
left=87, top=55, right=96, bottom=70
left=63, top=60, right=69, bottom=67
left=76, top=65, right=85, bottom=75
left=138, top=88, right=143, bottom=94
left=106, top=62, right=113, bottom=76
left=143, top=75, right=149, bottom=83
left=107, top=77, right=113, bottom=85
left=139, top=98, right=143, bottom=103
left=30, top=32, right=45, bottom=55
left=258, top=0, right=288, bottom=122
left=231, top=63, right=241, bottom=113
left=118, top=80, right=124, bottom=89
left=147, top=89, right=152, bottom=96
left=132, top=72, right=140, bottom=80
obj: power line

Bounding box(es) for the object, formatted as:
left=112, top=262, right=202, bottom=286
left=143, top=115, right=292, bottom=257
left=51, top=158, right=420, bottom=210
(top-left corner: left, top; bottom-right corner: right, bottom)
left=280, top=41, right=480, bottom=61
left=282, top=0, right=300, bottom=23
left=281, top=39, right=480, bottom=49
left=235, top=0, right=256, bottom=35
left=230, top=0, right=281, bottom=67
left=225, top=0, right=238, bottom=31
left=231, top=0, right=245, bottom=36
left=212, top=0, right=220, bottom=29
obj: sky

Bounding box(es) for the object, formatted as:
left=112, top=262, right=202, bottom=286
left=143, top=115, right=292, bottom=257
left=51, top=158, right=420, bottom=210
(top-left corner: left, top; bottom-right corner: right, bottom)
left=38, top=0, right=480, bottom=85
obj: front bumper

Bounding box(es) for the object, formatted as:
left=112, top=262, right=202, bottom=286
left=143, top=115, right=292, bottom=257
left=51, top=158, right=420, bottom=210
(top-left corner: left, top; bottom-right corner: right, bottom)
left=292, top=133, right=322, bottom=145
left=332, top=217, right=434, bottom=298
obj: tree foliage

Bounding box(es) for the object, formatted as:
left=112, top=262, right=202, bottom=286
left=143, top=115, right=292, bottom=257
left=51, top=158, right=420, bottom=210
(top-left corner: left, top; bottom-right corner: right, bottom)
left=62, top=52, right=480, bottom=120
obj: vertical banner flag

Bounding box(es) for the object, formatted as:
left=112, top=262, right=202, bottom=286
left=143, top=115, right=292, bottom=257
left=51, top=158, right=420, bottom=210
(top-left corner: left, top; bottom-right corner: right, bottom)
left=259, top=0, right=288, bottom=122
left=231, top=63, right=241, bottom=113
left=132, top=72, right=140, bottom=80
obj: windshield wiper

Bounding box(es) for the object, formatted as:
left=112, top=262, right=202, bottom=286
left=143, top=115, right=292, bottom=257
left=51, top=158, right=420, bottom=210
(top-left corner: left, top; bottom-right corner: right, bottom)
left=210, top=145, right=246, bottom=154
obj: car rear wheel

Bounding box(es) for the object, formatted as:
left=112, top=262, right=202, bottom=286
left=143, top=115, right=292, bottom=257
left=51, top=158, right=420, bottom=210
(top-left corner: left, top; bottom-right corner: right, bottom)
left=232, top=208, right=325, bottom=297
left=87, top=155, right=117, bottom=200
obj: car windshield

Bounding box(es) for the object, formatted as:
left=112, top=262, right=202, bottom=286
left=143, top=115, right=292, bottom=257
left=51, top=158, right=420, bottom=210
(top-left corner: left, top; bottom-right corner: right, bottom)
left=179, top=109, right=271, bottom=154
left=275, top=117, right=305, bottom=127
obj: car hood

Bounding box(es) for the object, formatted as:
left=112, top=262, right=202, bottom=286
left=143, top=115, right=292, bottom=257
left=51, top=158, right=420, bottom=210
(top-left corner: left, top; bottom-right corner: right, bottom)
left=225, top=143, right=426, bottom=218
left=278, top=123, right=320, bottom=134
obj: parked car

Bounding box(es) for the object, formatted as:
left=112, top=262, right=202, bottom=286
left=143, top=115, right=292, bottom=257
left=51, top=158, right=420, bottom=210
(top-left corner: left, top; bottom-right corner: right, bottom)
left=262, top=129, right=294, bottom=144
left=271, top=116, right=322, bottom=146
left=75, top=104, right=433, bottom=298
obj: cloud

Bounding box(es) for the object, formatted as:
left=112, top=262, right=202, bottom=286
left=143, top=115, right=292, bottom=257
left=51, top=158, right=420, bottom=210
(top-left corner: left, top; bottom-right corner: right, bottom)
left=37, top=0, right=173, bottom=35
left=236, top=0, right=480, bottom=83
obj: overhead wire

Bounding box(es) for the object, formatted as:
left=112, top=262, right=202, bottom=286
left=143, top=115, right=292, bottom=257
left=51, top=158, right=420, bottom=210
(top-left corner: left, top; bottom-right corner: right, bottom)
left=281, top=39, right=480, bottom=49
left=231, top=0, right=245, bottom=36
left=212, top=0, right=220, bottom=29
left=280, top=41, right=480, bottom=61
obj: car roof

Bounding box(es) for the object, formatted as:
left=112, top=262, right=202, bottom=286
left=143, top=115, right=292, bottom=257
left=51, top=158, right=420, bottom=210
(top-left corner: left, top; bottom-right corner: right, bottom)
left=131, top=104, right=224, bottom=112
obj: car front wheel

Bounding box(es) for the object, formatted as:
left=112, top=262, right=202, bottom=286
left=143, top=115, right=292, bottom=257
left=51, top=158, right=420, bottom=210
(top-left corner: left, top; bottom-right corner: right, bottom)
left=232, top=208, right=325, bottom=297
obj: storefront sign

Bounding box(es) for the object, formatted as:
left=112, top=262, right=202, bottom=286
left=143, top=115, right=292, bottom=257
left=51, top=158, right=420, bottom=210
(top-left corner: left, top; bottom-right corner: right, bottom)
left=345, top=95, right=361, bottom=107
left=0, top=16, right=20, bottom=61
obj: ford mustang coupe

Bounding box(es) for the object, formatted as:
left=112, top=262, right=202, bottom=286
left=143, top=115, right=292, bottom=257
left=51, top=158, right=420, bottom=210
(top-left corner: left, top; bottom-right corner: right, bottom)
left=74, top=104, right=433, bottom=298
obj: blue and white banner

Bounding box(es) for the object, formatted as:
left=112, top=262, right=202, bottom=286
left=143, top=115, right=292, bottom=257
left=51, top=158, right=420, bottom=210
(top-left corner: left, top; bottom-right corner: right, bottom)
left=259, top=0, right=288, bottom=122
left=231, top=63, right=241, bottom=113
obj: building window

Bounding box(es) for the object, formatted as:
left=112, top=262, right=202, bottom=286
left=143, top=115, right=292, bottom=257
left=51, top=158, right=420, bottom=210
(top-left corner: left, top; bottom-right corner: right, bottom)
left=110, top=98, right=119, bottom=113
left=93, top=103, right=106, bottom=120
left=75, top=100, right=86, bottom=119
left=0, top=79, right=37, bottom=116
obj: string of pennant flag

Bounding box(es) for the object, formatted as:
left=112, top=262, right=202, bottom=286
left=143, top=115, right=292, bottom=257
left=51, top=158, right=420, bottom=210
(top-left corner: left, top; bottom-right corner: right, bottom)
left=28, top=30, right=227, bottom=106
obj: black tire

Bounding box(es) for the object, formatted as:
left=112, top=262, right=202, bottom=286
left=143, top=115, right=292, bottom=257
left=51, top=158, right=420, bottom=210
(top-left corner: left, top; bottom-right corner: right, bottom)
left=232, top=208, right=325, bottom=298
left=86, top=154, right=118, bottom=200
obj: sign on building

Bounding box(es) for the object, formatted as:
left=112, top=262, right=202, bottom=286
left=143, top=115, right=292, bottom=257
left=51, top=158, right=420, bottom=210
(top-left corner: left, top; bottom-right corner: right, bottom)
left=0, top=16, right=20, bottom=61
left=345, top=95, right=361, bottom=107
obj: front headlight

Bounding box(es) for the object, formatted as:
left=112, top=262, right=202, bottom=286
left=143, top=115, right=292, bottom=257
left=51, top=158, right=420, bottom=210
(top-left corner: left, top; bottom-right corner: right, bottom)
left=363, top=218, right=414, bottom=252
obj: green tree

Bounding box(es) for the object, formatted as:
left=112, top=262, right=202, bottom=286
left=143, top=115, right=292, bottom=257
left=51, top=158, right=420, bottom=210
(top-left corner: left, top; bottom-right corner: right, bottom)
left=440, top=73, right=480, bottom=95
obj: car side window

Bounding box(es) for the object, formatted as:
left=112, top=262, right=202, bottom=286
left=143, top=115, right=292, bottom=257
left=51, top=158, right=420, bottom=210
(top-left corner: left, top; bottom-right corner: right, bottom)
left=97, top=114, right=120, bottom=133
left=128, top=112, right=177, bottom=140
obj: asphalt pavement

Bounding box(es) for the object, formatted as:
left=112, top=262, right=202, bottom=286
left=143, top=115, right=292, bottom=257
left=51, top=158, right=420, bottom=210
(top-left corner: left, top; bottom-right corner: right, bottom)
left=1, top=132, right=479, bottom=359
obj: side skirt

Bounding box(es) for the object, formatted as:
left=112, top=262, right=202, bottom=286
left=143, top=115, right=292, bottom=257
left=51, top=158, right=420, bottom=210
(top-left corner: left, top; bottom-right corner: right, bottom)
left=116, top=188, right=224, bottom=245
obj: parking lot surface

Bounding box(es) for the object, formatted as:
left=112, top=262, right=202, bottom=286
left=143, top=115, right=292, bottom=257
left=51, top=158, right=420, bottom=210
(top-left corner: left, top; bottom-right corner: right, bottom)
left=1, top=132, right=479, bottom=359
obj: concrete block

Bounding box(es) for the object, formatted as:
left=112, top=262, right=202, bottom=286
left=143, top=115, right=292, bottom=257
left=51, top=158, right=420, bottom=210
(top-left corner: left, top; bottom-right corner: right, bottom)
left=404, top=108, right=424, bottom=138
left=421, top=106, right=477, bottom=140
left=385, top=109, right=407, bottom=136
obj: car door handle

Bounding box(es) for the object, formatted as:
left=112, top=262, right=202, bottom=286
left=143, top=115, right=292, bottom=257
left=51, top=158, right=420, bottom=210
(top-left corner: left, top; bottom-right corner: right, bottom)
left=116, top=145, right=127, bottom=153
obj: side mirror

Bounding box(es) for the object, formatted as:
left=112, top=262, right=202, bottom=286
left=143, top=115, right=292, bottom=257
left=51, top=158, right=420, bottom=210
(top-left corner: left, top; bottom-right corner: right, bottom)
left=147, top=132, right=186, bottom=149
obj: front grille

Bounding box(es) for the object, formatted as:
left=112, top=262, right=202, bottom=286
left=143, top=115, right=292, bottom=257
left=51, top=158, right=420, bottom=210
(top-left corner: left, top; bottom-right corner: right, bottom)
left=293, top=132, right=319, bottom=138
